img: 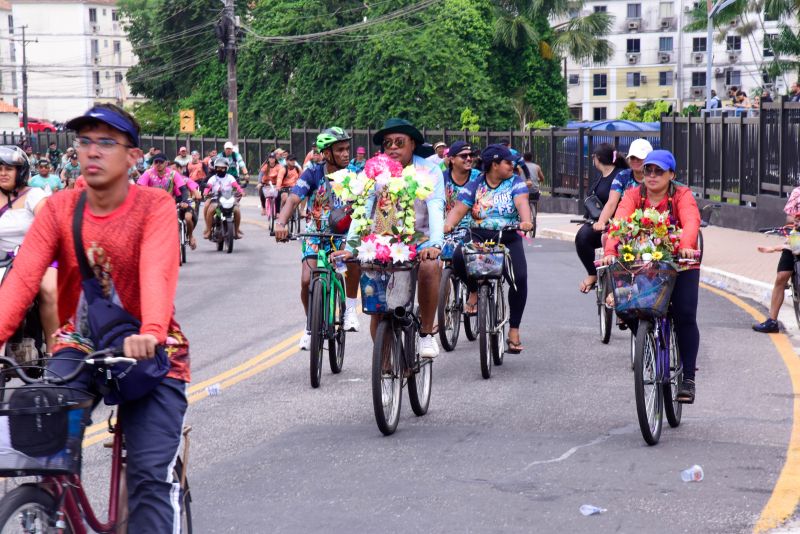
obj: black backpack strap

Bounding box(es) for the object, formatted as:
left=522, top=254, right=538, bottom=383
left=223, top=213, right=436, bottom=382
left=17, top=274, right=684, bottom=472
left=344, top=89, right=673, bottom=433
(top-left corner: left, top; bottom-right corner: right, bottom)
left=71, top=191, right=95, bottom=282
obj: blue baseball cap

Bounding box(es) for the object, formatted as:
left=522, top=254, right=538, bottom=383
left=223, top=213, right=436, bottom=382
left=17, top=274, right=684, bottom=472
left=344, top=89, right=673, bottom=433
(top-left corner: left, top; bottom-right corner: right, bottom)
left=65, top=106, right=140, bottom=148
left=448, top=141, right=473, bottom=157
left=643, top=150, right=676, bottom=172
left=481, top=144, right=515, bottom=165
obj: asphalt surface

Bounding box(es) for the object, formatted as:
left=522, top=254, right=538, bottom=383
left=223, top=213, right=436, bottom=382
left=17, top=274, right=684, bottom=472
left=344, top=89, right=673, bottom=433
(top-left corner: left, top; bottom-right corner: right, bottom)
left=69, top=202, right=796, bottom=532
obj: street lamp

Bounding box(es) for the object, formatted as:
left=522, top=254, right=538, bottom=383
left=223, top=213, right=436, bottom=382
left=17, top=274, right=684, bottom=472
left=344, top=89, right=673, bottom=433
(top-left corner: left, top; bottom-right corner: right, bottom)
left=706, top=0, right=738, bottom=110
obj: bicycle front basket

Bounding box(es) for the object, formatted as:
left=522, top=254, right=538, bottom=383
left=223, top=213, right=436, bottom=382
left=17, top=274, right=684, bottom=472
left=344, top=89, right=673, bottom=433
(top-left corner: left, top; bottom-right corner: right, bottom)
left=464, top=243, right=506, bottom=280
left=0, top=384, right=91, bottom=476
left=609, top=261, right=678, bottom=319
left=359, top=263, right=416, bottom=315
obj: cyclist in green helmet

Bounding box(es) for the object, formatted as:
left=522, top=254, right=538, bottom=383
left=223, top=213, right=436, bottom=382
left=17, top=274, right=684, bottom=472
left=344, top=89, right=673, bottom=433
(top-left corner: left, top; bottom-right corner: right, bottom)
left=275, top=127, right=362, bottom=349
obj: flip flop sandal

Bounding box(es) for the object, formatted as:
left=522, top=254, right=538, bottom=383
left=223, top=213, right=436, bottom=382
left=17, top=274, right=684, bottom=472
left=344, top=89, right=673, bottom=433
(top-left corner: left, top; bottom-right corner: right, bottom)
left=506, top=340, right=524, bottom=354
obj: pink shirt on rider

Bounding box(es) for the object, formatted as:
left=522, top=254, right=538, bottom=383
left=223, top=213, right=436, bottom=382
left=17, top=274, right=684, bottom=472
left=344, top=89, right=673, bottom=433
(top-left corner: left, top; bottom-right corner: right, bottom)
left=203, top=174, right=243, bottom=196
left=137, top=168, right=187, bottom=199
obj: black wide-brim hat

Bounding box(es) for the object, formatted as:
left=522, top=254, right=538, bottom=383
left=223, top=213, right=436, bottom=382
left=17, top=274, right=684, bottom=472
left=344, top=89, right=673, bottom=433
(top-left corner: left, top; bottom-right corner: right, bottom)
left=373, top=118, right=426, bottom=156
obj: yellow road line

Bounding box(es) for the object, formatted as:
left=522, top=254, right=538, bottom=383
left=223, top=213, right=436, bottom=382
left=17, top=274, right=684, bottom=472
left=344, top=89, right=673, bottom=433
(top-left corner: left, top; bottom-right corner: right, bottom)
left=700, top=283, right=800, bottom=532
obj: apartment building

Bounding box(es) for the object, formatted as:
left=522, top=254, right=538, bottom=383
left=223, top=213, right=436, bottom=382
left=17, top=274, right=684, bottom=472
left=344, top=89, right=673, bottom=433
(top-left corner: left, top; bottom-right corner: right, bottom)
left=0, top=0, right=142, bottom=123
left=565, top=0, right=793, bottom=120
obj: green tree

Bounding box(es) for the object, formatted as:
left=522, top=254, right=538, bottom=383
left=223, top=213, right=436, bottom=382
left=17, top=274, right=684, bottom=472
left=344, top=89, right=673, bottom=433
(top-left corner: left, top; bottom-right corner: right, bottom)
left=619, top=102, right=643, bottom=121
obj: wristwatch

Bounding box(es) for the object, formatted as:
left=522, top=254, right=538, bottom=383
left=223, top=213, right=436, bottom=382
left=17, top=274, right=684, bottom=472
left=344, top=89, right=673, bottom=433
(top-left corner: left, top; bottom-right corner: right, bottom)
left=276, top=221, right=287, bottom=228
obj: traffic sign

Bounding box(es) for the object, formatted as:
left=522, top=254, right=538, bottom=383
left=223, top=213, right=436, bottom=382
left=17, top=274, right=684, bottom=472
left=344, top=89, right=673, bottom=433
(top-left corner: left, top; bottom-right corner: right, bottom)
left=179, top=109, right=195, bottom=133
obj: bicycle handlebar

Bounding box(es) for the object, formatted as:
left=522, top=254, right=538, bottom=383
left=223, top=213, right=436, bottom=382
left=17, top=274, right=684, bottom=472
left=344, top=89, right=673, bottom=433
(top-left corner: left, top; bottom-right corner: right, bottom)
left=0, top=347, right=136, bottom=385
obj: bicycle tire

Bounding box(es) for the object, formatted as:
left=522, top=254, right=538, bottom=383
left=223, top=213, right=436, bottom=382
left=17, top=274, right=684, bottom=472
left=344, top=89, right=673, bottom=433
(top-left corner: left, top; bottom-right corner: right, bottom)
left=309, top=281, right=325, bottom=388
left=173, top=457, right=193, bottom=534
left=225, top=221, right=234, bottom=254
left=372, top=319, right=401, bottom=435
left=478, top=284, right=492, bottom=379
left=634, top=320, right=663, bottom=445
left=599, top=272, right=612, bottom=344
left=407, top=325, right=432, bottom=416
left=437, top=268, right=460, bottom=352
left=491, top=281, right=506, bottom=366
left=793, top=264, right=800, bottom=330
left=180, top=241, right=187, bottom=265
left=463, top=295, right=478, bottom=342
left=663, top=323, right=683, bottom=428
left=629, top=331, right=636, bottom=371
left=697, top=230, right=704, bottom=264
left=0, top=484, right=70, bottom=533
left=329, top=275, right=346, bottom=374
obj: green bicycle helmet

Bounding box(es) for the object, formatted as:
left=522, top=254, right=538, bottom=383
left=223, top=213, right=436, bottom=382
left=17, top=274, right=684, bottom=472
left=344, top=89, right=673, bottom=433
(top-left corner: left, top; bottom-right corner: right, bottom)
left=315, top=127, right=351, bottom=151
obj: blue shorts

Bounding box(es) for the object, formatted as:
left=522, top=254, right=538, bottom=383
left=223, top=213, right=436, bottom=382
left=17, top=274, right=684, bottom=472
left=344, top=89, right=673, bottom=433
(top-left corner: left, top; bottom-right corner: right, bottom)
left=301, top=236, right=344, bottom=260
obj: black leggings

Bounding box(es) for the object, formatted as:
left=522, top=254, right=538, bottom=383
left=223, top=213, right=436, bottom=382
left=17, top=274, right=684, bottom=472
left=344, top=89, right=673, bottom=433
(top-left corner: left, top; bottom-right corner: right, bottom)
left=452, top=230, right=528, bottom=329
left=575, top=223, right=602, bottom=276
left=258, top=184, right=267, bottom=209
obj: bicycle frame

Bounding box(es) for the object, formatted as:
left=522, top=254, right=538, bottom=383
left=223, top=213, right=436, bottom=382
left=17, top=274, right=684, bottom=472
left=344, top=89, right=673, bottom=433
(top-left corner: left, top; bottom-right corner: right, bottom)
left=651, top=316, right=680, bottom=386
left=308, top=245, right=346, bottom=335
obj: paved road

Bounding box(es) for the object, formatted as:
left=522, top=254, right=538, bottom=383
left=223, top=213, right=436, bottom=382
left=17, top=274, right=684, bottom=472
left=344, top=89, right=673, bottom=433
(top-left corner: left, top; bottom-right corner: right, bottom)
left=75, top=202, right=794, bottom=533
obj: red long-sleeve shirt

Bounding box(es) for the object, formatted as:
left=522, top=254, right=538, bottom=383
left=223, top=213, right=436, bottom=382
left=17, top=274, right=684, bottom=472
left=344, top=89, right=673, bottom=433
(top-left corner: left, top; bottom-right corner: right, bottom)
left=0, top=186, right=189, bottom=382
left=604, top=184, right=701, bottom=263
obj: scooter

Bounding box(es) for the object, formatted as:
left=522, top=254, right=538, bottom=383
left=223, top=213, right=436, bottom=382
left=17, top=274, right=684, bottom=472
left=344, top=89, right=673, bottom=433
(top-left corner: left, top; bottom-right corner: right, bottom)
left=211, top=189, right=237, bottom=254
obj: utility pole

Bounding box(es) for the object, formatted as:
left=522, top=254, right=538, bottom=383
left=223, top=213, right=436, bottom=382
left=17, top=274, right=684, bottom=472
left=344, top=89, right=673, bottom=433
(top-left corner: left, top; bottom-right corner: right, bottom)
left=223, top=0, right=238, bottom=143
left=20, top=25, right=29, bottom=134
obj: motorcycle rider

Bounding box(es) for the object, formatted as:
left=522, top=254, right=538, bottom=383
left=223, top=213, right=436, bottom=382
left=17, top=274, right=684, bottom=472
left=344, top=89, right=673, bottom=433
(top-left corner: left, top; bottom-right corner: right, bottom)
left=137, top=154, right=197, bottom=250
left=203, top=157, right=244, bottom=240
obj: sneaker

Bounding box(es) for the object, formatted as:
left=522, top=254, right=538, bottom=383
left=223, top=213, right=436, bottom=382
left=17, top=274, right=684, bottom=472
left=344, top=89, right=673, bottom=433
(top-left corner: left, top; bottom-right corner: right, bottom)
left=343, top=308, right=360, bottom=332
left=419, top=335, right=439, bottom=359
left=676, top=379, right=695, bottom=404
left=753, top=318, right=779, bottom=333
left=299, top=331, right=311, bottom=351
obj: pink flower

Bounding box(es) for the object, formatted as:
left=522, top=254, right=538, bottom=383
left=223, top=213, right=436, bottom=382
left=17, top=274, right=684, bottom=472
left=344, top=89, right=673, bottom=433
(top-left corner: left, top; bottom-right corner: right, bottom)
left=363, top=233, right=377, bottom=243
left=375, top=243, right=392, bottom=263
left=364, top=154, right=403, bottom=180
left=408, top=244, right=417, bottom=261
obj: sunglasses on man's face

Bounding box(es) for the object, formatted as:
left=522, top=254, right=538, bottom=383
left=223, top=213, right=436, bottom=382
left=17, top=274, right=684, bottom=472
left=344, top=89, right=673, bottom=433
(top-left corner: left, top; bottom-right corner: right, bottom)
left=643, top=165, right=668, bottom=176
left=455, top=153, right=474, bottom=161
left=382, top=137, right=407, bottom=149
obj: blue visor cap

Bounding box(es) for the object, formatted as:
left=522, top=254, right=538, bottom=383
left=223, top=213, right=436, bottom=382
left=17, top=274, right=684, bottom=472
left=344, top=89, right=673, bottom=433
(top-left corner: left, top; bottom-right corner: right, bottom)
left=481, top=144, right=516, bottom=164
left=65, top=107, right=140, bottom=148
left=643, top=149, right=676, bottom=172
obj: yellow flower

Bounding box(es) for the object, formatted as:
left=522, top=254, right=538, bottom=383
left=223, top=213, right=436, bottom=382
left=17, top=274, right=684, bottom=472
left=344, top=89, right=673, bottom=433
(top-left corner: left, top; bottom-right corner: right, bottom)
left=623, top=253, right=635, bottom=262
left=652, top=251, right=663, bottom=260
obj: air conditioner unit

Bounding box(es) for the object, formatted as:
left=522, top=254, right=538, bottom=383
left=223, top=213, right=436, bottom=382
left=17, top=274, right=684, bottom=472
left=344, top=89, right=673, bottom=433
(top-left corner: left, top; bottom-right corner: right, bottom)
left=661, top=89, right=671, bottom=97
left=660, top=17, right=674, bottom=29
left=627, top=19, right=641, bottom=31
left=94, top=86, right=102, bottom=96
left=690, top=87, right=705, bottom=98
left=659, top=52, right=672, bottom=63
left=684, top=5, right=693, bottom=12
left=627, top=53, right=640, bottom=64
left=728, top=53, right=739, bottom=63
left=112, top=23, right=118, bottom=32
left=641, top=75, right=648, bottom=84
left=91, top=24, right=98, bottom=33
left=693, top=52, right=705, bottom=63
left=92, top=55, right=99, bottom=64
left=729, top=19, right=737, bottom=27
left=714, top=67, right=725, bottom=77
left=628, top=90, right=637, bottom=98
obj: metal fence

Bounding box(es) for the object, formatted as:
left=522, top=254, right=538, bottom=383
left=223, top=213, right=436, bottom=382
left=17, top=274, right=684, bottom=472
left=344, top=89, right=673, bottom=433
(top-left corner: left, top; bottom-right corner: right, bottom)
left=661, top=100, right=800, bottom=204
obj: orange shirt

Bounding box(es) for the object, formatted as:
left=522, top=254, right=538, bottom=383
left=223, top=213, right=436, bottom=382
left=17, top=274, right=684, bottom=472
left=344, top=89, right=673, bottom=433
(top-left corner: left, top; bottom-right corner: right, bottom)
left=0, top=186, right=189, bottom=382
left=187, top=161, right=205, bottom=182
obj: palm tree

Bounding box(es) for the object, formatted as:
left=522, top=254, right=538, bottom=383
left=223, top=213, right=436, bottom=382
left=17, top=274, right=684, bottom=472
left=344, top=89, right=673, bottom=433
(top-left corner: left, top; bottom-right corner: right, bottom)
left=492, top=0, right=614, bottom=64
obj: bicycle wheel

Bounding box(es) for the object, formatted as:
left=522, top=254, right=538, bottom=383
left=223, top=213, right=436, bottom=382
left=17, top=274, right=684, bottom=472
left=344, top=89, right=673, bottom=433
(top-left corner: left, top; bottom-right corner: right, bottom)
left=437, top=268, right=461, bottom=352
left=598, top=271, right=612, bottom=344
left=793, top=264, right=800, bottom=330
left=407, top=326, right=432, bottom=416
left=629, top=330, right=636, bottom=370
left=663, top=322, right=683, bottom=428
left=180, top=221, right=187, bottom=265
left=491, top=281, right=506, bottom=366
left=309, top=281, right=325, bottom=388
left=463, top=287, right=478, bottom=341
left=0, top=484, right=69, bottom=533
left=328, top=275, right=346, bottom=374
left=697, top=230, right=704, bottom=264
left=634, top=320, right=663, bottom=445
left=173, top=458, right=193, bottom=534
left=478, top=284, right=492, bottom=379
left=372, top=319, right=401, bottom=435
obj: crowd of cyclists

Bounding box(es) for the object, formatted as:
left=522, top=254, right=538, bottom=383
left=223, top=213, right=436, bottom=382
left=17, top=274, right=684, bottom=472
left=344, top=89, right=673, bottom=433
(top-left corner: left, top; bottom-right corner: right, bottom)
left=0, top=100, right=787, bottom=528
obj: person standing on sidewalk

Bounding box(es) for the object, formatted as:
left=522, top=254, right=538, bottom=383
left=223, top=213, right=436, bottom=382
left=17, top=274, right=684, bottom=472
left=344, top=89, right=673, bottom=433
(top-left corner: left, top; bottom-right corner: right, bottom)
left=753, top=185, right=800, bottom=333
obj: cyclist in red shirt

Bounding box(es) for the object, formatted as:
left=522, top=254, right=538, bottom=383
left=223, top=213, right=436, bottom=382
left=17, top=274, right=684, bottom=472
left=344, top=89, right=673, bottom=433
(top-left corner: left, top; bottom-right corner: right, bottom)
left=0, top=104, right=189, bottom=532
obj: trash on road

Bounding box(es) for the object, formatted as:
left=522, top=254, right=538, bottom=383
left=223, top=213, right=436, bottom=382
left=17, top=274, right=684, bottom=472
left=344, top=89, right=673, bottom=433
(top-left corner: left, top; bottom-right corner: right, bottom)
left=680, top=465, right=704, bottom=482
left=206, top=383, right=222, bottom=397
left=579, top=504, right=607, bottom=516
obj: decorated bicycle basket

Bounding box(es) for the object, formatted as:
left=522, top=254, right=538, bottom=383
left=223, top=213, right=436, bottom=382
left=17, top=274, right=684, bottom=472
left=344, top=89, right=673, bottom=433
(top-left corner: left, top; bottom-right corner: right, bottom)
left=464, top=242, right=507, bottom=279
left=609, top=261, right=678, bottom=319
left=441, top=229, right=467, bottom=261
left=359, top=263, right=417, bottom=315
left=0, top=384, right=91, bottom=476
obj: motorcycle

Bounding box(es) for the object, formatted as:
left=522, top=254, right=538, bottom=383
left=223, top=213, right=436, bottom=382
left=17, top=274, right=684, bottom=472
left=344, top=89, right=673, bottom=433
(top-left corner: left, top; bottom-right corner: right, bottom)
left=210, top=189, right=237, bottom=254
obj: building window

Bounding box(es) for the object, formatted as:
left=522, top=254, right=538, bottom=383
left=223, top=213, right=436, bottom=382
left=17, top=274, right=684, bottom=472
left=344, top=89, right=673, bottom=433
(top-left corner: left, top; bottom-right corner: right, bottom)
left=692, top=37, right=706, bottom=52
left=627, top=72, right=641, bottom=87
left=726, top=70, right=741, bottom=86
left=627, top=39, right=641, bottom=53
left=115, top=72, right=123, bottom=84
left=764, top=7, right=778, bottom=21
left=659, top=37, right=673, bottom=52
left=104, top=40, right=108, bottom=48
left=93, top=71, right=100, bottom=86
left=659, top=71, right=674, bottom=86
left=9, top=42, right=14, bottom=62
left=89, top=8, right=97, bottom=23
left=112, top=10, right=119, bottom=21
left=764, top=34, right=777, bottom=57
left=763, top=70, right=772, bottom=84
left=594, top=5, right=607, bottom=11
left=568, top=74, right=580, bottom=85
left=102, top=8, right=106, bottom=16
left=691, top=71, right=706, bottom=87
left=113, top=41, right=121, bottom=54
left=91, top=39, right=99, bottom=58
left=593, top=74, right=607, bottom=96
left=7, top=15, right=12, bottom=34
left=659, top=1, right=674, bottom=17
left=593, top=107, right=608, bottom=120
left=627, top=3, right=641, bottom=18
left=726, top=36, right=741, bottom=51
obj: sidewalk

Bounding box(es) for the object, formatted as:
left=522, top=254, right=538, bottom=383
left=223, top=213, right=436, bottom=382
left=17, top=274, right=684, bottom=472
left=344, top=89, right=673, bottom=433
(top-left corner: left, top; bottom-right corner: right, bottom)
left=537, top=213, right=800, bottom=343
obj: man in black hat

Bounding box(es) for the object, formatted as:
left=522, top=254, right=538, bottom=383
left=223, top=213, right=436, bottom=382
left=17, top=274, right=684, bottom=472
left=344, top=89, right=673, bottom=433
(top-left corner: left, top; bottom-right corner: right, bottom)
left=341, top=118, right=446, bottom=358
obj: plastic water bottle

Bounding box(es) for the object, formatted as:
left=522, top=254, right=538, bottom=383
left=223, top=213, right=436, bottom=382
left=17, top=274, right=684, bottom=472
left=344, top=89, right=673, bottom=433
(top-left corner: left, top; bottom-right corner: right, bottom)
left=334, top=257, right=347, bottom=275
left=206, top=383, right=221, bottom=397
left=579, top=504, right=607, bottom=516
left=680, top=465, right=704, bottom=482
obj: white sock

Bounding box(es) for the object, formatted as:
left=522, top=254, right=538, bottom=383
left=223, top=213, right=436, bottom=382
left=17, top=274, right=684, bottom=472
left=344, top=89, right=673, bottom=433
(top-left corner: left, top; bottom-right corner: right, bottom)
left=346, top=298, right=358, bottom=310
